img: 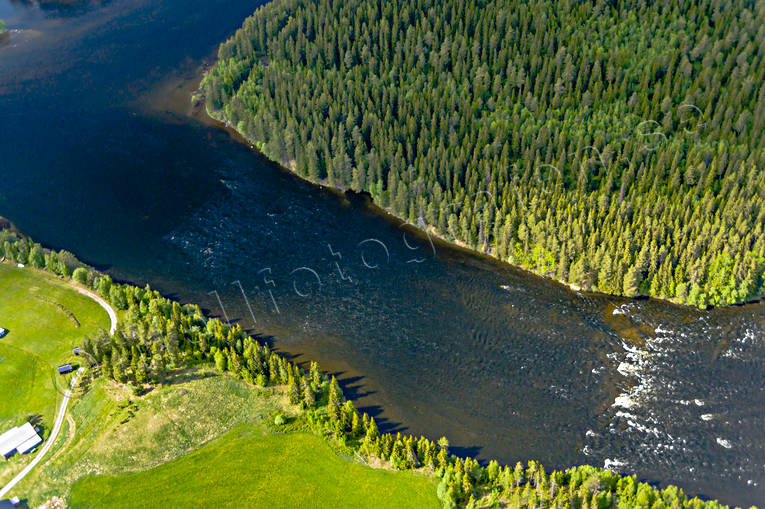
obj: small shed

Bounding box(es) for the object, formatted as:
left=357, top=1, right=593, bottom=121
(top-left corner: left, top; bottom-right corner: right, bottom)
left=57, top=363, right=73, bottom=374
left=0, top=328, right=7, bottom=338
left=73, top=347, right=80, bottom=355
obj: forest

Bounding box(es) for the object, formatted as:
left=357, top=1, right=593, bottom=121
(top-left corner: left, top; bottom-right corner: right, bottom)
left=1, top=226, right=751, bottom=509
left=202, top=0, right=765, bottom=308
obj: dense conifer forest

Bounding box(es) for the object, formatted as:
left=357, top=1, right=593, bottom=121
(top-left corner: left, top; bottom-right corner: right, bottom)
left=202, top=0, right=765, bottom=308
left=1, top=228, right=751, bottom=508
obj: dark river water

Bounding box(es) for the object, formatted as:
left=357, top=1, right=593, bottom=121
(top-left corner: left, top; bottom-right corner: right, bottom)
left=1, top=1, right=763, bottom=506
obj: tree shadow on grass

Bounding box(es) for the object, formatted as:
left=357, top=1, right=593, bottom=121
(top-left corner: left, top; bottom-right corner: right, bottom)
left=158, top=367, right=214, bottom=388
left=26, top=414, right=44, bottom=427
left=25, top=414, right=47, bottom=441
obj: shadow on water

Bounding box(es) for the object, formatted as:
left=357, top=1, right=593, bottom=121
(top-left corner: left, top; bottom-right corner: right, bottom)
left=355, top=405, right=407, bottom=436
left=335, top=375, right=376, bottom=401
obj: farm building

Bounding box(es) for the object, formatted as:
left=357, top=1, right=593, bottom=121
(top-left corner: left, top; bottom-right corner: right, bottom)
left=0, top=327, right=7, bottom=338
left=0, top=422, right=42, bottom=459
left=57, top=363, right=73, bottom=374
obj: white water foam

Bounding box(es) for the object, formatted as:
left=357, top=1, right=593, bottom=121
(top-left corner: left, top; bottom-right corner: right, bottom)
left=721, top=328, right=763, bottom=359
left=603, top=458, right=627, bottom=471
left=716, top=438, right=733, bottom=449
left=617, top=361, right=640, bottom=377
left=613, top=395, right=637, bottom=409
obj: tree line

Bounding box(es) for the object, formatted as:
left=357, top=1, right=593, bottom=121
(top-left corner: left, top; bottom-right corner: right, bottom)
left=1, top=228, right=751, bottom=508
left=202, top=0, right=765, bottom=308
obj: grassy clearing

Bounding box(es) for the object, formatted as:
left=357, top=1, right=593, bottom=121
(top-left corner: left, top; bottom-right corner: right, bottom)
left=20, top=369, right=439, bottom=508
left=0, top=263, right=109, bottom=484
left=14, top=369, right=294, bottom=505
left=19, top=366, right=439, bottom=508
left=69, top=426, right=440, bottom=509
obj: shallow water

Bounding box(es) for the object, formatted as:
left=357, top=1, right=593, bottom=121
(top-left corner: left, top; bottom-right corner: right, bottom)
left=1, top=1, right=763, bottom=505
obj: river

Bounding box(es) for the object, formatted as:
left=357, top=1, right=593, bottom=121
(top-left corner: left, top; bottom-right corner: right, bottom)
left=0, top=1, right=763, bottom=506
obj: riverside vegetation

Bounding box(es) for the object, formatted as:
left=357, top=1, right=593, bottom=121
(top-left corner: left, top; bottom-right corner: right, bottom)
left=201, top=0, right=765, bottom=308
left=1, top=229, right=752, bottom=508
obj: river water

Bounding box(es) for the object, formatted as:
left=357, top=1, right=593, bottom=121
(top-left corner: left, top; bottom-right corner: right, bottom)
left=1, top=1, right=763, bottom=505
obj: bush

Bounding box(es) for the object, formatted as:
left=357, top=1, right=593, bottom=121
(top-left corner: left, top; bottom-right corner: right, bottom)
left=72, top=267, right=90, bottom=286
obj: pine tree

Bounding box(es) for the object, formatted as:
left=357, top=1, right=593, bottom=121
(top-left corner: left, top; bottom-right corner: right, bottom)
left=288, top=372, right=301, bottom=405
left=623, top=265, right=642, bottom=297
left=310, top=361, right=322, bottom=386
left=302, top=379, right=316, bottom=408
left=214, top=349, right=227, bottom=372
left=364, top=417, right=379, bottom=444
left=351, top=412, right=362, bottom=436
left=328, top=375, right=342, bottom=421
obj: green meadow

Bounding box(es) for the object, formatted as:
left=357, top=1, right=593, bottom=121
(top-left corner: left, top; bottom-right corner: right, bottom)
left=14, top=362, right=438, bottom=508
left=0, top=263, right=109, bottom=483
left=15, top=370, right=293, bottom=503
left=70, top=426, right=440, bottom=509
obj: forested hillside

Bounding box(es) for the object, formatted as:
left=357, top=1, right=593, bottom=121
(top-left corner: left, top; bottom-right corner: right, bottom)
left=202, top=0, right=765, bottom=307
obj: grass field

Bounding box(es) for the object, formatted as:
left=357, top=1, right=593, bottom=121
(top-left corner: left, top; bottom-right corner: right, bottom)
left=69, top=426, right=440, bottom=509
left=13, top=369, right=293, bottom=504
left=0, top=262, right=109, bottom=483
left=19, top=370, right=439, bottom=508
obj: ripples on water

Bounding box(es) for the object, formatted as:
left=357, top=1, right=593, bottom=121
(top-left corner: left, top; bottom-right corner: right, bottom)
left=164, top=163, right=765, bottom=505
left=1, top=0, right=764, bottom=506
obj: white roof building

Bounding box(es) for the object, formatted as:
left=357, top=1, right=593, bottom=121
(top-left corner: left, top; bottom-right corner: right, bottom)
left=0, top=422, right=42, bottom=459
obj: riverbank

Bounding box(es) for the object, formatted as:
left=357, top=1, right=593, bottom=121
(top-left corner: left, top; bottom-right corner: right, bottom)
left=198, top=101, right=761, bottom=312
left=1, top=225, right=749, bottom=509
left=198, top=0, right=765, bottom=311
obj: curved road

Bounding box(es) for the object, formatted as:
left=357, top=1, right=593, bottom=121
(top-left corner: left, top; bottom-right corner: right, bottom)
left=0, top=284, right=117, bottom=499
left=75, top=286, right=118, bottom=335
